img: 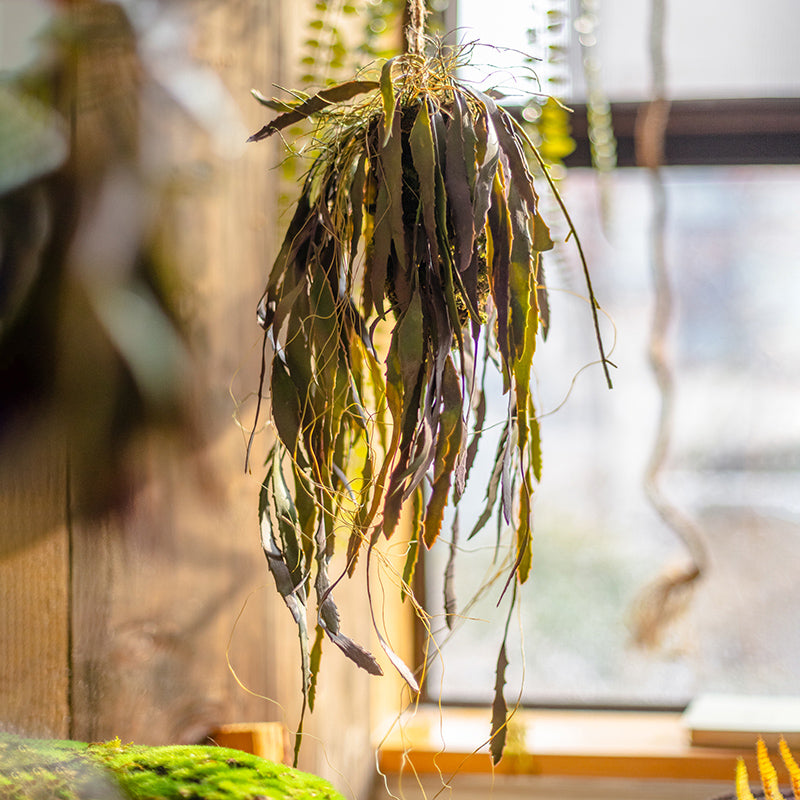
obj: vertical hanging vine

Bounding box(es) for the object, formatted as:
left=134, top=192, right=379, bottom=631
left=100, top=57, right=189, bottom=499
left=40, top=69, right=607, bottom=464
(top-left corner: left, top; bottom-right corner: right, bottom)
left=248, top=0, right=612, bottom=763
left=631, top=0, right=707, bottom=647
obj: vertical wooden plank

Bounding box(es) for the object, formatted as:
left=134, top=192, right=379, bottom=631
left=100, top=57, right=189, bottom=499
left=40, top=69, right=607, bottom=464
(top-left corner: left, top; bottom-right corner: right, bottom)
left=0, top=419, right=70, bottom=738
left=68, top=0, right=286, bottom=745
left=69, top=432, right=281, bottom=745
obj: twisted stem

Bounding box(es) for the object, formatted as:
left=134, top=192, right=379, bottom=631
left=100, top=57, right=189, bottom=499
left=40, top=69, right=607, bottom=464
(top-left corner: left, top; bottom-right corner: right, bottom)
left=405, top=0, right=427, bottom=56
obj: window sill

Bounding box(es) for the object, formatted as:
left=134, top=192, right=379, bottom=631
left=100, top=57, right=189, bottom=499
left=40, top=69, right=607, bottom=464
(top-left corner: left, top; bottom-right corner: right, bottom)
left=376, top=706, right=753, bottom=781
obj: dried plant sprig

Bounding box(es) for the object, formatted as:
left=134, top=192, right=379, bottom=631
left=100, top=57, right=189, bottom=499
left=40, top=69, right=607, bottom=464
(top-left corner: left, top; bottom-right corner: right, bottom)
left=758, top=737, right=787, bottom=800
left=779, top=737, right=800, bottom=800
left=736, top=738, right=800, bottom=800
left=248, top=45, right=611, bottom=764
left=737, top=757, right=757, bottom=800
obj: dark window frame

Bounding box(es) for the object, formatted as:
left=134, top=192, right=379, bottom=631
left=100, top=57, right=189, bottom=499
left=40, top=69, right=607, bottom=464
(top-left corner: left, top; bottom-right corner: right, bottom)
left=563, top=98, right=800, bottom=168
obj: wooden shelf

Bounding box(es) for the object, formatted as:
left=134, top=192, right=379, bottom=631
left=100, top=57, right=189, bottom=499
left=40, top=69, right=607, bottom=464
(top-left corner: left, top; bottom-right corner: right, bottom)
left=208, top=723, right=288, bottom=764
left=377, top=707, right=757, bottom=781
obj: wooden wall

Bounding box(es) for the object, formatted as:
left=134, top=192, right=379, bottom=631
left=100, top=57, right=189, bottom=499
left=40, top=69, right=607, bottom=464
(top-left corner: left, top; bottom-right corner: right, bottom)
left=0, top=2, right=381, bottom=797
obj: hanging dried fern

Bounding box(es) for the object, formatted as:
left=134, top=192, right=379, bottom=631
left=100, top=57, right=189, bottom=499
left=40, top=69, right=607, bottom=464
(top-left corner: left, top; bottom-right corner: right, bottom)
left=248, top=22, right=611, bottom=765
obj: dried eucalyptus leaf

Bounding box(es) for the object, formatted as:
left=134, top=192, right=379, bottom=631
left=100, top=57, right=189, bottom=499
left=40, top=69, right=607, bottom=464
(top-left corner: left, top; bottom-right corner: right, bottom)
left=445, top=95, right=476, bottom=275
left=444, top=511, right=459, bottom=629
left=248, top=79, right=379, bottom=142
left=374, top=625, right=419, bottom=693
left=471, top=108, right=501, bottom=231
left=468, top=87, right=539, bottom=214
left=486, top=168, right=512, bottom=370
left=423, top=358, right=463, bottom=547
left=490, top=641, right=509, bottom=766
left=324, top=628, right=383, bottom=676
left=468, top=422, right=508, bottom=541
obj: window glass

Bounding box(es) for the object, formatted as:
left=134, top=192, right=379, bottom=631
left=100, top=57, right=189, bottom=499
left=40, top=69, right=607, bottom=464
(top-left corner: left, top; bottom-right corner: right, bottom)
left=456, top=0, right=800, bottom=101
left=425, top=165, right=800, bottom=706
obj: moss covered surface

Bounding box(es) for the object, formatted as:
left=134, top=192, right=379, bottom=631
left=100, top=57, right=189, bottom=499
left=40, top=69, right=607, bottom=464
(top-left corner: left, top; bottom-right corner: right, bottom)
left=0, top=734, right=346, bottom=800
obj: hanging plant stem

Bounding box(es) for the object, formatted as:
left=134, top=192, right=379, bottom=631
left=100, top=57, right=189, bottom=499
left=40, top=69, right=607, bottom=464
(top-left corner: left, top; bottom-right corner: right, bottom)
left=247, top=0, right=611, bottom=763
left=405, top=0, right=427, bottom=56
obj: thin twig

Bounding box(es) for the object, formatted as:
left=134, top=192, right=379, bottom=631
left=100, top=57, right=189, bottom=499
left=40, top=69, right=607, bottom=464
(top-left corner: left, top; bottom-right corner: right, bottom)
left=511, top=116, right=614, bottom=389
left=244, top=330, right=269, bottom=473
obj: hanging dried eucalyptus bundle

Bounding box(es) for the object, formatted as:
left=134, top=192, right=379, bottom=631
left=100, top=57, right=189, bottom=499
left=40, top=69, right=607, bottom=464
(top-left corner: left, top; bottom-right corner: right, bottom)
left=248, top=35, right=611, bottom=764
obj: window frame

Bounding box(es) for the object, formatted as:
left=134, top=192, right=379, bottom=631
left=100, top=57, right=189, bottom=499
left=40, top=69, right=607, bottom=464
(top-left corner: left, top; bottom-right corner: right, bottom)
left=411, top=95, right=800, bottom=710
left=563, top=98, right=800, bottom=168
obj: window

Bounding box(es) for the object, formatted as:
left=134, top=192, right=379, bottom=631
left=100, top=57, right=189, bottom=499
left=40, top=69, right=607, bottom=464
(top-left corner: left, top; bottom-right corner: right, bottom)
left=423, top=0, right=800, bottom=709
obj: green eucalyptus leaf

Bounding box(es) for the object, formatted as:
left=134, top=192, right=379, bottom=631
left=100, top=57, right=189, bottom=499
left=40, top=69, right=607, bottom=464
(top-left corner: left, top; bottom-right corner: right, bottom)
left=500, top=413, right=514, bottom=526
left=270, top=450, right=305, bottom=586
left=383, top=109, right=408, bottom=290
left=396, top=290, right=424, bottom=401
left=258, top=189, right=314, bottom=316
left=349, top=152, right=367, bottom=267
left=308, top=624, right=324, bottom=712
left=457, top=387, right=486, bottom=503
left=379, top=295, right=422, bottom=537
left=533, top=212, right=554, bottom=252
left=259, top=457, right=311, bottom=768
left=529, top=396, right=542, bottom=484
left=508, top=183, right=534, bottom=363
left=368, top=179, right=391, bottom=317
left=486, top=167, right=512, bottom=372
left=401, top=487, right=423, bottom=601
left=380, top=57, right=398, bottom=146
left=271, top=357, right=302, bottom=456
left=536, top=253, right=550, bottom=339
left=515, top=476, right=533, bottom=585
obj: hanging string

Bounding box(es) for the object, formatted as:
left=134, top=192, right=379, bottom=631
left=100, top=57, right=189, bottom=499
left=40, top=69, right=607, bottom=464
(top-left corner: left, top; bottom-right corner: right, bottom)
left=631, top=0, right=708, bottom=647
left=405, top=0, right=427, bottom=56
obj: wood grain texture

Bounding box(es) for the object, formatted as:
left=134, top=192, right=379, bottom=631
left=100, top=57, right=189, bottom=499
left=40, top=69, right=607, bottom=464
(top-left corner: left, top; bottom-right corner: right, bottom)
left=68, top=0, right=379, bottom=795
left=68, top=0, right=287, bottom=747
left=3, top=2, right=378, bottom=798
left=0, top=417, right=70, bottom=739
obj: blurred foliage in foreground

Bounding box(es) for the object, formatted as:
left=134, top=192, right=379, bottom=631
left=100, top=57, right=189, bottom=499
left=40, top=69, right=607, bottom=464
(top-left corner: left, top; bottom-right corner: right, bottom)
left=0, top=1, right=192, bottom=514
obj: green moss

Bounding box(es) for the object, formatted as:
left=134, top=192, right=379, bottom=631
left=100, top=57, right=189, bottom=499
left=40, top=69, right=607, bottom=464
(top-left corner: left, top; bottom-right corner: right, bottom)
left=0, top=734, right=345, bottom=800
